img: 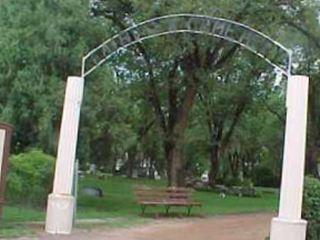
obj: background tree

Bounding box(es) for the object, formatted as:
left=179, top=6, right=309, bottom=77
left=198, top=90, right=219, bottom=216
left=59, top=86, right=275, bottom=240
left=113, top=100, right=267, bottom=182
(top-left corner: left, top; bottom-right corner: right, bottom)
left=0, top=0, right=319, bottom=188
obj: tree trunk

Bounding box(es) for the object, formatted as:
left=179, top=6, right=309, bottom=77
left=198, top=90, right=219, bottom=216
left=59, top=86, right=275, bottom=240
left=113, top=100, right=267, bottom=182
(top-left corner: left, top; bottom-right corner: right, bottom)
left=126, top=149, right=135, bottom=178
left=229, top=151, right=241, bottom=178
left=306, top=140, right=319, bottom=176
left=169, top=143, right=185, bottom=187
left=164, top=141, right=173, bottom=184
left=208, top=145, right=220, bottom=186
left=306, top=82, right=320, bottom=175
left=206, top=119, right=224, bottom=186
left=112, top=155, right=118, bottom=176
left=164, top=141, right=184, bottom=186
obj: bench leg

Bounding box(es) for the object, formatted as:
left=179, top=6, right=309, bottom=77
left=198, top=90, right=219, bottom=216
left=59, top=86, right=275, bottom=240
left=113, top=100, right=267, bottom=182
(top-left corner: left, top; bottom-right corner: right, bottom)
left=165, top=206, right=170, bottom=215
left=140, top=205, right=147, bottom=215
left=187, top=206, right=193, bottom=216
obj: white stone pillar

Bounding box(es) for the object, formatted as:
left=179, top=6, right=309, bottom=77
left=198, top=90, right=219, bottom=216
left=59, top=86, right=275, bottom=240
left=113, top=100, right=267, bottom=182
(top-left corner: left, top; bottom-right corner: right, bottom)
left=45, top=76, right=84, bottom=234
left=270, top=76, right=309, bottom=240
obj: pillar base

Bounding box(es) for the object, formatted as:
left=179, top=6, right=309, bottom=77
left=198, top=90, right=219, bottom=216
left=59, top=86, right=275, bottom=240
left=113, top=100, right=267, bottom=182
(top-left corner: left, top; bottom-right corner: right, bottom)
left=45, top=193, right=75, bottom=234
left=270, top=217, right=307, bottom=240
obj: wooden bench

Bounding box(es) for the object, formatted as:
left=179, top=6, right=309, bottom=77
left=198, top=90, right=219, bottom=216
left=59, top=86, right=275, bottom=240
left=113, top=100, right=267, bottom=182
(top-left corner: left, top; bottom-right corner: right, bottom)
left=134, top=186, right=202, bottom=216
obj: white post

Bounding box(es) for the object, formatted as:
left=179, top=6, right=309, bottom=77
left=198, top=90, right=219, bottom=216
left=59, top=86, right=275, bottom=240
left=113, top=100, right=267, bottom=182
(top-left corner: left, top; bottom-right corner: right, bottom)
left=45, top=76, right=84, bottom=234
left=270, top=76, right=309, bottom=240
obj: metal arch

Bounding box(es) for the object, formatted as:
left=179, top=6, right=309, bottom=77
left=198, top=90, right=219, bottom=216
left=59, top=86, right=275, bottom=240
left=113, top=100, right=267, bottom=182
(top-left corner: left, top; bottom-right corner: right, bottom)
left=82, top=13, right=292, bottom=78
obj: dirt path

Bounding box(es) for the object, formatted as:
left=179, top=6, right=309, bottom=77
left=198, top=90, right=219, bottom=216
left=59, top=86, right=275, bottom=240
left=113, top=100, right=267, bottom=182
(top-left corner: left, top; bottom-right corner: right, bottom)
left=35, top=213, right=273, bottom=240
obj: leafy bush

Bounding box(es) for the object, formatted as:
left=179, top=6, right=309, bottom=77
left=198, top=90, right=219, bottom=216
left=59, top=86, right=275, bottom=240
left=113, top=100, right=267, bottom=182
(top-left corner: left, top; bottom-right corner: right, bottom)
left=303, top=176, right=320, bottom=240
left=5, top=149, right=55, bottom=207
left=224, top=176, right=242, bottom=187
left=241, top=178, right=254, bottom=188
left=252, top=166, right=279, bottom=188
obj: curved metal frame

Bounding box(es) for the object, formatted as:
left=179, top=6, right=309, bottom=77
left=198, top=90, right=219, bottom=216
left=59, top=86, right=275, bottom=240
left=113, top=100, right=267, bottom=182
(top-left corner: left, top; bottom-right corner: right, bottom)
left=82, top=13, right=292, bottom=78
left=46, top=14, right=310, bottom=237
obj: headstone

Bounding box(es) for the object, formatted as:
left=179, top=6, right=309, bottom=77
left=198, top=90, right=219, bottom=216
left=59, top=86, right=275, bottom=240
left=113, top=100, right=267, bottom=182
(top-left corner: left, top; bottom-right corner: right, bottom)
left=154, top=170, right=161, bottom=180
left=80, top=187, right=103, bottom=198
left=88, top=164, right=97, bottom=175
left=201, top=171, right=209, bottom=183
left=132, top=169, right=138, bottom=179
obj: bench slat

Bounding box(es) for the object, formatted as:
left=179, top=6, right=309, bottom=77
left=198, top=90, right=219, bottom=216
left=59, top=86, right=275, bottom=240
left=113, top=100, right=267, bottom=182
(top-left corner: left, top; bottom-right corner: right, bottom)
left=134, top=185, right=202, bottom=215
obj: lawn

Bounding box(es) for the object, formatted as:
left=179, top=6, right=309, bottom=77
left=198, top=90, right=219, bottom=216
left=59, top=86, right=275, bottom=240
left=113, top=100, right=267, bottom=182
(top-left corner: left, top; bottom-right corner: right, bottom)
left=0, top=176, right=279, bottom=237
left=76, top=176, right=279, bottom=218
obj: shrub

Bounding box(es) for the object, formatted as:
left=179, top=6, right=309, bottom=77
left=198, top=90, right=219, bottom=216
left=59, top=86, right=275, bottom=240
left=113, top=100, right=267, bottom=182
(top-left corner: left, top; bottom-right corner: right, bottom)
left=252, top=166, right=279, bottom=188
left=5, top=149, right=55, bottom=207
left=241, top=178, right=254, bottom=188
left=303, top=176, right=320, bottom=240
left=224, top=176, right=242, bottom=187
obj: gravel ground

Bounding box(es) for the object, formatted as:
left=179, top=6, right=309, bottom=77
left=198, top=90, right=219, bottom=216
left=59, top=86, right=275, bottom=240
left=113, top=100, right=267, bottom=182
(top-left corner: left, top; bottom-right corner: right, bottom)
left=15, top=213, right=274, bottom=240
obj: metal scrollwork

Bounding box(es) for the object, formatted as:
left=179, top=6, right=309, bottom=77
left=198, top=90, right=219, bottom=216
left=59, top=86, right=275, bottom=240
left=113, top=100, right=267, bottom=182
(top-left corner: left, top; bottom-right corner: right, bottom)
left=82, top=14, right=292, bottom=78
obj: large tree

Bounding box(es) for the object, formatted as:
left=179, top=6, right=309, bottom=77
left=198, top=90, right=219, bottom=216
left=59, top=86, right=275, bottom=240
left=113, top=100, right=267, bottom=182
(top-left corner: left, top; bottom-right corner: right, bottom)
left=90, top=0, right=283, bottom=186
left=198, top=54, right=276, bottom=185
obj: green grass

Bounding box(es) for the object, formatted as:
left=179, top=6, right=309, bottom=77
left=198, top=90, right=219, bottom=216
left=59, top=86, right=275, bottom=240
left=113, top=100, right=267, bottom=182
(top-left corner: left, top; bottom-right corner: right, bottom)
left=0, top=176, right=279, bottom=237
left=76, top=176, right=278, bottom=219
left=2, top=206, right=45, bottom=222
left=0, top=223, right=35, bottom=239
left=0, top=206, right=45, bottom=238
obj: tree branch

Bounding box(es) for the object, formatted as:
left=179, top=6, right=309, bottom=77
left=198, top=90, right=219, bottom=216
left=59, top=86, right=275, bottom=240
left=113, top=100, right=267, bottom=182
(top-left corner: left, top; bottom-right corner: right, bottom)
left=100, top=12, right=169, bottom=133
left=282, top=19, right=320, bottom=50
